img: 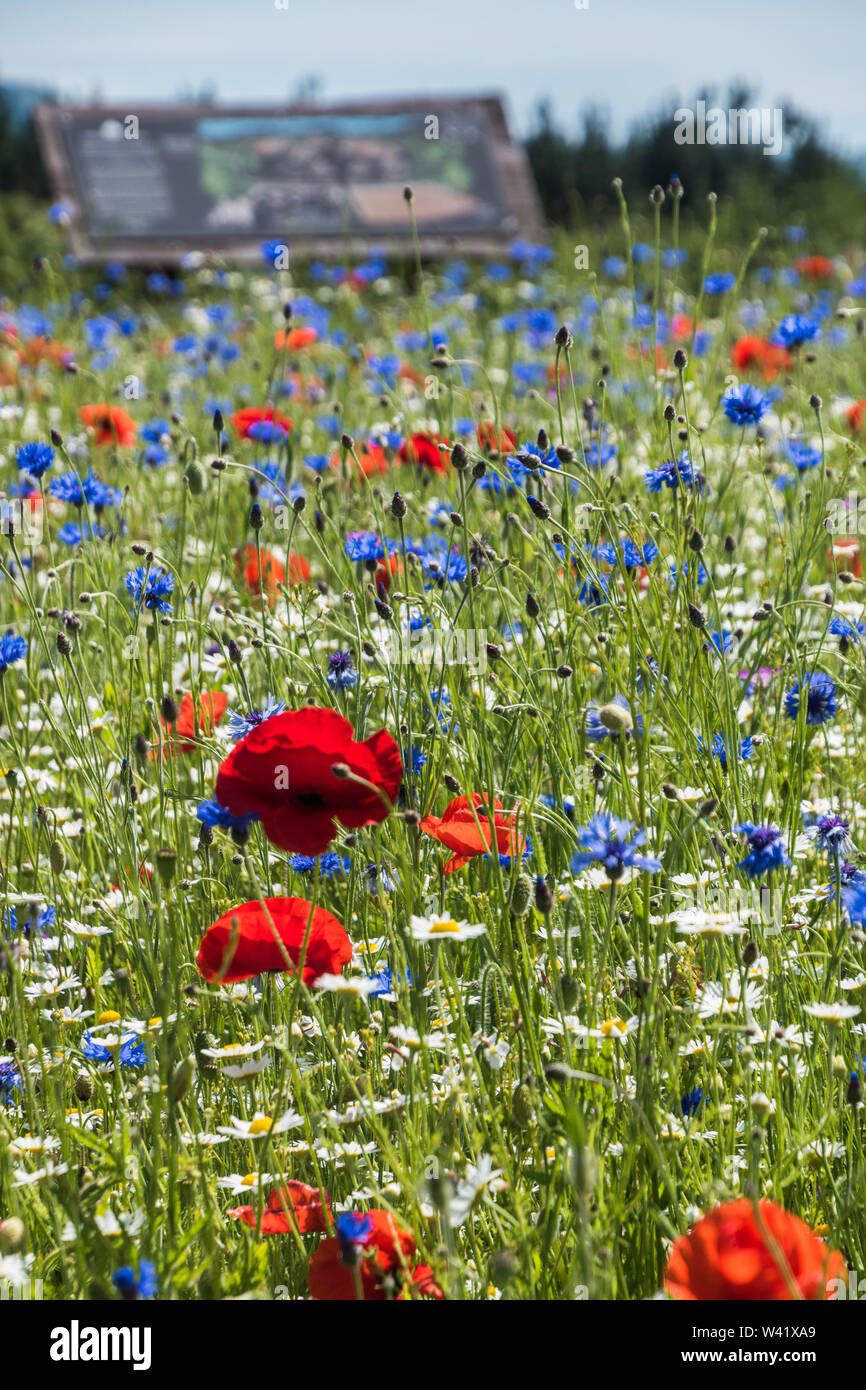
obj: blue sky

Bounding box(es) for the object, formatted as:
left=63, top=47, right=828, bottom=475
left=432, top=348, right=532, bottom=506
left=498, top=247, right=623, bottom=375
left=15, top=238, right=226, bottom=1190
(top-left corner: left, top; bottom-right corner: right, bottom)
left=2, top=0, right=864, bottom=151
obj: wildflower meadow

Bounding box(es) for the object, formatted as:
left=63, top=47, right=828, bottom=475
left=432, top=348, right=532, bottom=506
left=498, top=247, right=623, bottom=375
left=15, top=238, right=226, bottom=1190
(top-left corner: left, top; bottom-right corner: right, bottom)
left=3, top=185, right=866, bottom=1312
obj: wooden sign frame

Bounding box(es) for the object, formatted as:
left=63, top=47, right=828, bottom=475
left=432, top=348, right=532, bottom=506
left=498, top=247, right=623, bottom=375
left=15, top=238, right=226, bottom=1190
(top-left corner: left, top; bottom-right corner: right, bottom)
left=33, top=95, right=544, bottom=264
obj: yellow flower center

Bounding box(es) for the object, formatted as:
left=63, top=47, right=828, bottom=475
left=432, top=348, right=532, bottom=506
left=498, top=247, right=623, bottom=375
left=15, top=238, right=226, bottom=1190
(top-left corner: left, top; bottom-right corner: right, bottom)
left=98, top=1010, right=121, bottom=1025
left=600, top=1018, right=627, bottom=1037
left=241, top=1173, right=258, bottom=1186
left=430, top=919, right=460, bottom=934
left=249, top=1117, right=274, bottom=1135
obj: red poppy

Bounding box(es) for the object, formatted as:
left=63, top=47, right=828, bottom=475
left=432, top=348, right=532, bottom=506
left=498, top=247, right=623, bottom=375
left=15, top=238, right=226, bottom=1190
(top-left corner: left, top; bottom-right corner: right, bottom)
left=830, top=536, right=862, bottom=578
left=373, top=551, right=401, bottom=596
left=731, top=336, right=792, bottom=382
left=228, top=1181, right=330, bottom=1235
left=152, top=690, right=228, bottom=758
left=419, top=793, right=525, bottom=874
left=307, top=1209, right=441, bottom=1301
left=215, top=707, right=402, bottom=855
left=230, top=406, right=293, bottom=441
left=274, top=326, right=318, bottom=351
left=476, top=422, right=516, bottom=453
left=398, top=432, right=449, bottom=473
left=794, top=255, right=835, bottom=280
left=846, top=399, right=866, bottom=435
left=664, top=1199, right=845, bottom=1301
left=196, top=895, right=352, bottom=985
left=329, top=443, right=389, bottom=478
left=79, top=404, right=137, bottom=447
left=671, top=313, right=693, bottom=340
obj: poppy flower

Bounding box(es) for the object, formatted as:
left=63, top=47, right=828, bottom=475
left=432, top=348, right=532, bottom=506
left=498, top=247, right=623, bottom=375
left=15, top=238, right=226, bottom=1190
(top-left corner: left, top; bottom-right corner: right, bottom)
left=307, top=1209, right=441, bottom=1301
left=847, top=399, right=866, bottom=436
left=214, top=707, right=402, bottom=855
left=664, top=1198, right=845, bottom=1301
left=419, top=793, right=525, bottom=874
left=79, top=404, right=137, bottom=447
left=830, top=536, right=862, bottom=579
left=228, top=1181, right=330, bottom=1235
left=476, top=422, right=516, bottom=453
left=731, top=336, right=792, bottom=382
left=329, top=443, right=389, bottom=478
left=196, top=895, right=352, bottom=985
left=794, top=255, right=835, bottom=280
left=274, top=326, right=318, bottom=351
left=230, top=406, right=293, bottom=441
left=398, top=432, right=449, bottom=473
left=152, top=691, right=228, bottom=758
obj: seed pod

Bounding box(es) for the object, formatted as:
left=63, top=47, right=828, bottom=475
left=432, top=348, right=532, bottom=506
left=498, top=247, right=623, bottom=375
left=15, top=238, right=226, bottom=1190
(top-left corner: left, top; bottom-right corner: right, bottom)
left=185, top=459, right=206, bottom=495
left=509, top=873, right=534, bottom=918
left=49, top=839, right=66, bottom=875
left=511, top=1083, right=536, bottom=1129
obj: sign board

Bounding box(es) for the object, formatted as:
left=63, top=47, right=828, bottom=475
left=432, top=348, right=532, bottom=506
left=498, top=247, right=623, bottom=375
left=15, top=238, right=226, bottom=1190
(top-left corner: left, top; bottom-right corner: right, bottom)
left=34, top=96, right=544, bottom=263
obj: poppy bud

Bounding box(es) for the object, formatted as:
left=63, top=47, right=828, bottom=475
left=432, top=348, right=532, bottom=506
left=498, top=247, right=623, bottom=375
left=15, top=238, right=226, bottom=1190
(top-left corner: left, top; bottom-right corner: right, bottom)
left=0, top=1218, right=25, bottom=1254
left=170, top=1054, right=197, bottom=1104
left=511, top=1083, right=536, bottom=1129
left=74, top=1071, right=94, bottom=1103
left=598, top=702, right=633, bottom=734
left=509, top=873, right=534, bottom=917
left=49, top=839, right=66, bottom=875
left=155, top=848, right=177, bottom=886
left=185, top=459, right=206, bottom=495
left=558, top=974, right=580, bottom=1011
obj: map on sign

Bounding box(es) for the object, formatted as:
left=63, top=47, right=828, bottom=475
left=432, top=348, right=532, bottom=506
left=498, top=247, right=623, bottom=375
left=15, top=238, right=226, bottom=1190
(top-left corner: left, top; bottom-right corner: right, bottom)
left=35, top=98, right=543, bottom=261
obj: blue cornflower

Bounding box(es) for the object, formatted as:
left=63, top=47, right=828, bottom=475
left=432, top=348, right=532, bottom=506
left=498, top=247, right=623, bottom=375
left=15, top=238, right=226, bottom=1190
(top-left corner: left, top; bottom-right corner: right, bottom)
left=228, top=695, right=285, bottom=741
left=700, top=733, right=754, bottom=772
left=326, top=650, right=358, bottom=691
left=336, top=1212, right=374, bottom=1261
left=124, top=566, right=175, bottom=615
left=644, top=452, right=703, bottom=492
left=195, top=800, right=258, bottom=833
left=784, top=672, right=838, bottom=726
left=570, top=814, right=661, bottom=881
left=81, top=1029, right=148, bottom=1068
left=772, top=314, right=821, bottom=349
left=784, top=438, right=822, bottom=472
left=141, top=419, right=170, bottom=444
left=363, top=863, right=399, bottom=894
left=841, top=871, right=866, bottom=922
left=0, top=632, right=27, bottom=674
left=721, top=383, right=769, bottom=427
left=0, top=1060, right=22, bottom=1106
left=289, top=852, right=350, bottom=877
left=706, top=629, right=733, bottom=656
left=16, top=441, right=55, bottom=478
left=595, top=538, right=659, bottom=569
left=703, top=272, right=736, bottom=295
left=680, top=1085, right=707, bottom=1117
left=113, top=1260, right=157, bottom=1301
left=50, top=469, right=121, bottom=509
left=345, top=531, right=386, bottom=563
left=366, top=966, right=412, bottom=998
left=5, top=903, right=56, bottom=935
left=735, top=823, right=791, bottom=879
left=404, top=745, right=427, bottom=775
left=829, top=615, right=866, bottom=644
left=812, top=814, right=853, bottom=861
